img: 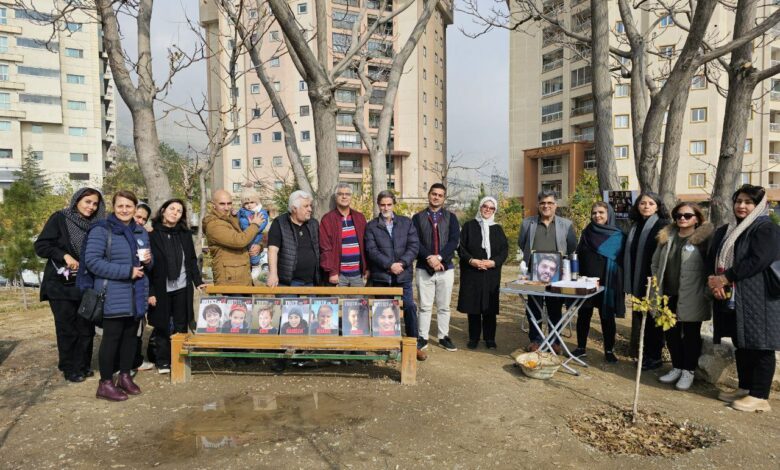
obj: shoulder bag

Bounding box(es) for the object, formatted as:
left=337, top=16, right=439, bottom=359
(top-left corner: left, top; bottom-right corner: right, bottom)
left=77, top=230, right=112, bottom=323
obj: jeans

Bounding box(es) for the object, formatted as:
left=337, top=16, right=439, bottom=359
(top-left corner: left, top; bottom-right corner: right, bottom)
left=416, top=268, right=454, bottom=340
left=526, top=296, right=563, bottom=345
left=99, top=317, right=140, bottom=381
left=373, top=280, right=418, bottom=339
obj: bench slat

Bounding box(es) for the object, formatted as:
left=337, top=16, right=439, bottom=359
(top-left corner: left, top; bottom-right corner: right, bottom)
left=204, top=286, right=403, bottom=296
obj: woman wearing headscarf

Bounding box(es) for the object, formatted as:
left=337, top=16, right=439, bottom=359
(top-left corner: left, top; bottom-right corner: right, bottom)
left=35, top=188, right=105, bottom=382
left=82, top=190, right=152, bottom=401
left=147, top=198, right=205, bottom=374
left=707, top=184, right=780, bottom=412
left=624, top=192, right=669, bottom=370
left=457, top=197, right=509, bottom=349
left=573, top=201, right=625, bottom=363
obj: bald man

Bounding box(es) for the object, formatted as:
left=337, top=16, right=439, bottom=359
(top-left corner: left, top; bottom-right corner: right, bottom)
left=202, top=189, right=265, bottom=285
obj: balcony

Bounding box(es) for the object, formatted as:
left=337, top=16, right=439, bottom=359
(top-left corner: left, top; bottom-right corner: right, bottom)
left=542, top=58, right=563, bottom=73
left=771, top=91, right=780, bottom=101
left=541, top=138, right=563, bottom=147
left=584, top=159, right=597, bottom=170
left=769, top=153, right=780, bottom=163
left=542, top=111, right=563, bottom=124
left=573, top=132, right=594, bottom=142
left=541, top=164, right=562, bottom=175
left=571, top=102, right=594, bottom=117
left=771, top=123, right=780, bottom=132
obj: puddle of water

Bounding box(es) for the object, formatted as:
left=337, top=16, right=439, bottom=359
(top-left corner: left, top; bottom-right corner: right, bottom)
left=155, top=392, right=372, bottom=462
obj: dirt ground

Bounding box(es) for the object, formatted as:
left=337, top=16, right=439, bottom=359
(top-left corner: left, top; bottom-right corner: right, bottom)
left=1, top=273, right=779, bottom=469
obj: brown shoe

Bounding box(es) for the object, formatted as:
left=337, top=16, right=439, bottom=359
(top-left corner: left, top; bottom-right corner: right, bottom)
left=96, top=379, right=128, bottom=402
left=526, top=342, right=540, bottom=352
left=551, top=344, right=562, bottom=355
left=116, top=372, right=142, bottom=395
left=731, top=395, right=772, bottom=412
left=416, top=349, right=428, bottom=361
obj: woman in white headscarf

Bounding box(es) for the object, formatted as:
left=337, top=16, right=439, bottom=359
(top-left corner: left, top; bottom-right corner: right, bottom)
left=457, top=197, right=509, bottom=350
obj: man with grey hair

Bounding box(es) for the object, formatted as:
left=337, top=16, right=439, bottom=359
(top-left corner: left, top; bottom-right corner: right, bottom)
left=517, top=190, right=577, bottom=352
left=266, top=190, right=320, bottom=287
left=319, top=183, right=368, bottom=286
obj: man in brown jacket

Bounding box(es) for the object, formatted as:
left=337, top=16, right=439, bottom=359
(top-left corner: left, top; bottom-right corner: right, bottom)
left=202, top=189, right=265, bottom=286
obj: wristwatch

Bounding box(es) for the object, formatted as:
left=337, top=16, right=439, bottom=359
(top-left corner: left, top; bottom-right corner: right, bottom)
left=437, top=255, right=442, bottom=262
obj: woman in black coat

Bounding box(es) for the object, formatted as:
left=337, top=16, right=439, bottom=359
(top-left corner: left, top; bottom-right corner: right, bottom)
left=34, top=187, right=105, bottom=382
left=147, top=199, right=205, bottom=373
left=707, top=184, right=780, bottom=412
left=624, top=192, right=669, bottom=369
left=457, top=197, right=509, bottom=350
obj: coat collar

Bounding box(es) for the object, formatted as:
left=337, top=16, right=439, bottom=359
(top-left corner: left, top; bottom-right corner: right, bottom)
left=656, top=221, right=713, bottom=246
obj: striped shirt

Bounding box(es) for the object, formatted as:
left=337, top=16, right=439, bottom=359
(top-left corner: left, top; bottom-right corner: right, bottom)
left=340, top=215, right=361, bottom=277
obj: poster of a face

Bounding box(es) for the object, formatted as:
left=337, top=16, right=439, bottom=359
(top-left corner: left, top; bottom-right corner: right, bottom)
left=340, top=299, right=370, bottom=336
left=252, top=298, right=281, bottom=334
left=531, top=252, right=562, bottom=283
left=309, top=298, right=339, bottom=335
left=371, top=299, right=401, bottom=337
left=280, top=298, right=310, bottom=335
left=220, top=297, right=253, bottom=334
left=603, top=190, right=638, bottom=220
left=196, top=298, right=226, bottom=333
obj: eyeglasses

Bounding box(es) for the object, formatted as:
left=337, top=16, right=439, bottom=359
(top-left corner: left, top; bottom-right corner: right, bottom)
left=336, top=192, right=352, bottom=197
left=673, top=213, right=696, bottom=221
left=481, top=205, right=496, bottom=212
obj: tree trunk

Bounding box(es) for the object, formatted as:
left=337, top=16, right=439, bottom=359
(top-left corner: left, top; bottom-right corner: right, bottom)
left=131, top=106, right=171, bottom=209
left=659, top=86, right=691, bottom=209
left=590, top=0, right=619, bottom=191
left=710, top=0, right=758, bottom=227
left=311, top=94, right=340, bottom=218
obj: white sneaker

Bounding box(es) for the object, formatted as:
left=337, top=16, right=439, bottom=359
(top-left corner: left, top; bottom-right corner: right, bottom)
left=659, top=368, right=682, bottom=384
left=137, top=361, right=155, bottom=371
left=157, top=366, right=171, bottom=374
left=675, top=370, right=695, bottom=390
left=251, top=266, right=262, bottom=280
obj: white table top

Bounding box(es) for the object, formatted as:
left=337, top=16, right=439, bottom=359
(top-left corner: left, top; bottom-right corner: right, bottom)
left=500, top=284, right=604, bottom=300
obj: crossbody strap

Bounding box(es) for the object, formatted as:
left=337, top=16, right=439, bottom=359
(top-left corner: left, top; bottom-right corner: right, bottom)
left=100, top=230, right=112, bottom=294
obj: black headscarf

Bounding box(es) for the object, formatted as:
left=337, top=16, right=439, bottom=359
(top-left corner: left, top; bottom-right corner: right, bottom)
left=60, top=187, right=106, bottom=257
left=153, top=220, right=185, bottom=281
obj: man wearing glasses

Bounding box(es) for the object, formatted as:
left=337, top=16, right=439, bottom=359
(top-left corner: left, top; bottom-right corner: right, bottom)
left=517, top=190, right=577, bottom=353
left=319, top=183, right=369, bottom=287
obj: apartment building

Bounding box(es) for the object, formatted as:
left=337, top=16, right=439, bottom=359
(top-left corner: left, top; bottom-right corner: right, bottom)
left=0, top=1, right=116, bottom=196
left=509, top=0, right=780, bottom=213
left=200, top=0, right=452, bottom=206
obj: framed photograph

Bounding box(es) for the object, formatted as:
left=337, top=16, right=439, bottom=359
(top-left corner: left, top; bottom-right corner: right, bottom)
left=309, top=297, right=339, bottom=335
left=251, top=297, right=281, bottom=334
left=531, top=251, right=562, bottom=283
left=370, top=299, right=402, bottom=337
left=280, top=298, right=310, bottom=335
left=196, top=297, right=227, bottom=333
left=340, top=298, right=370, bottom=336
left=220, top=297, right=253, bottom=333
left=603, top=190, right=638, bottom=220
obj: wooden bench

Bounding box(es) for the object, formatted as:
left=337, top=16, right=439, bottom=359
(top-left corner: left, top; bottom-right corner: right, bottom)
left=170, top=286, right=417, bottom=385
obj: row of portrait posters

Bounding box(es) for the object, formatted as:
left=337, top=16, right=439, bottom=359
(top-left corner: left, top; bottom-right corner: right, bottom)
left=196, top=297, right=402, bottom=337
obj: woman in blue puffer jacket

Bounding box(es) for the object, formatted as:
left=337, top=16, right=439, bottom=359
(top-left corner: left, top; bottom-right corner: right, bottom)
left=83, top=190, right=152, bottom=401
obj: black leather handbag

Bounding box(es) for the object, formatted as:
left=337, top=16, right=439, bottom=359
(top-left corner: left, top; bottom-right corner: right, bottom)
left=77, top=230, right=112, bottom=323
left=766, top=260, right=780, bottom=298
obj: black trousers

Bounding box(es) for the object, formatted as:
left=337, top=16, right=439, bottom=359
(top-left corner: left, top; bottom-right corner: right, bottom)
left=526, top=296, right=563, bottom=345
left=99, top=317, right=140, bottom=381
left=665, top=318, right=702, bottom=371
left=630, top=309, right=665, bottom=360
left=576, top=304, right=616, bottom=352
left=735, top=348, right=776, bottom=400
left=49, top=299, right=94, bottom=375
left=151, top=288, right=189, bottom=367
left=467, top=314, right=497, bottom=342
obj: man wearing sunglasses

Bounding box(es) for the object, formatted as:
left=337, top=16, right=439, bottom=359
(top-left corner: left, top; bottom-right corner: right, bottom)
left=517, top=190, right=577, bottom=353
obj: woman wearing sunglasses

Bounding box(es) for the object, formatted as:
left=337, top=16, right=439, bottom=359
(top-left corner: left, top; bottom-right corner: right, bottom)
left=651, top=202, right=713, bottom=390
left=457, top=197, right=508, bottom=349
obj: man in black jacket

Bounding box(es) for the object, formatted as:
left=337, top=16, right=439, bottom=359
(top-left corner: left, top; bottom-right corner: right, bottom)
left=267, top=190, right=320, bottom=287
left=412, top=183, right=460, bottom=352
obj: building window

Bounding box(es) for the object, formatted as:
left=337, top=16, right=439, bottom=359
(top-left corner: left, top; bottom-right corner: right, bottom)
left=31, top=150, right=42, bottom=160
left=618, top=176, right=629, bottom=188
left=251, top=108, right=262, bottom=119
left=69, top=152, right=88, bottom=162
left=249, top=8, right=258, bottom=18
left=540, top=180, right=562, bottom=199
left=64, top=48, right=84, bottom=58
left=0, top=148, right=11, bottom=158
left=272, top=131, right=282, bottom=142
left=422, top=92, right=427, bottom=103
left=660, top=14, right=674, bottom=28
left=253, top=157, right=262, bottom=167
left=300, top=105, right=310, bottom=116
left=423, top=137, right=427, bottom=147
left=689, top=173, right=705, bottom=188
left=337, top=112, right=354, bottom=126
left=541, top=158, right=562, bottom=175
left=273, top=156, right=283, bottom=167
left=614, top=145, right=629, bottom=160
left=615, top=21, right=625, bottom=33
left=744, top=139, right=752, bottom=153
left=68, top=127, right=87, bottom=136
left=269, top=31, right=280, bottom=42
left=0, top=36, right=7, bottom=53
left=615, top=84, right=629, bottom=97
left=302, top=155, right=311, bottom=166
left=0, top=64, right=7, bottom=81
left=541, top=128, right=563, bottom=146
left=0, top=120, right=9, bottom=131
left=336, top=132, right=361, bottom=148
left=570, top=66, right=592, bottom=88
left=0, top=92, right=9, bottom=110
left=274, top=180, right=283, bottom=190
left=542, top=76, right=563, bottom=96
left=231, top=159, right=241, bottom=169
left=739, top=172, right=751, bottom=186
left=691, top=75, right=707, bottom=89
left=250, top=84, right=260, bottom=94
left=270, top=56, right=280, bottom=67
left=299, top=80, right=307, bottom=91
left=690, top=140, right=706, bottom=155
left=31, top=124, right=43, bottom=133
left=252, top=133, right=261, bottom=144
left=297, top=3, right=308, bottom=14
left=65, top=22, right=82, bottom=32
left=691, top=107, right=707, bottom=122
left=541, top=102, right=563, bottom=123
left=66, top=74, right=85, bottom=84
left=273, top=81, right=280, bottom=92
left=67, top=100, right=86, bottom=111
left=0, top=8, right=6, bottom=26
left=423, top=46, right=427, bottom=57
left=336, top=88, right=357, bottom=103
left=659, top=45, right=674, bottom=58
left=232, top=183, right=242, bottom=192
left=301, top=130, right=311, bottom=141
left=69, top=172, right=89, bottom=181
left=614, top=115, right=630, bottom=129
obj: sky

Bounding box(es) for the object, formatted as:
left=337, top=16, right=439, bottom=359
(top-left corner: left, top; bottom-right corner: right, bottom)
left=116, top=0, right=509, bottom=174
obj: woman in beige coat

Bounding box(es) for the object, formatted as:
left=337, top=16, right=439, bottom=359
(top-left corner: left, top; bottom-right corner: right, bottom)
left=651, top=202, right=713, bottom=391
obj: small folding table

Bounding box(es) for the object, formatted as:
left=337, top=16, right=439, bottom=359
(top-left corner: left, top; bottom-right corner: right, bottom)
left=500, top=283, right=604, bottom=376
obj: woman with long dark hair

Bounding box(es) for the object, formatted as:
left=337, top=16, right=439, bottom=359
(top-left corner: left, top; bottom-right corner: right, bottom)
left=624, top=192, right=669, bottom=370
left=83, top=190, right=151, bottom=401
left=147, top=199, right=205, bottom=373
left=573, top=201, right=625, bottom=363
left=707, top=185, right=780, bottom=412
left=35, top=188, right=105, bottom=382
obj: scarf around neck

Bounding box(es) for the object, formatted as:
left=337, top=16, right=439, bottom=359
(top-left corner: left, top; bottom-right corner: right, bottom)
left=623, top=213, right=659, bottom=296
left=60, top=187, right=106, bottom=256
left=154, top=221, right=185, bottom=282
left=475, top=196, right=498, bottom=259
left=582, top=204, right=625, bottom=314
left=717, top=196, right=769, bottom=271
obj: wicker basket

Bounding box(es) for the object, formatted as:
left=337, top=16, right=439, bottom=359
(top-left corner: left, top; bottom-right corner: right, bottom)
left=515, top=351, right=562, bottom=380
